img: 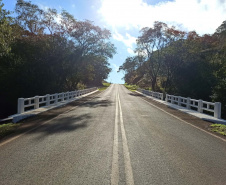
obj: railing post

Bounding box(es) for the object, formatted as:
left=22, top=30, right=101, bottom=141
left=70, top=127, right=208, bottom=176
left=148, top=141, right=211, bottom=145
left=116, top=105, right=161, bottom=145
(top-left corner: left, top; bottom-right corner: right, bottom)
left=34, top=96, right=39, bottom=109
left=214, top=102, right=221, bottom=119
left=46, top=94, right=50, bottom=106
left=62, top=93, right=64, bottom=101
left=198, top=100, right=203, bottom=113
left=187, top=97, right=191, bottom=109
left=68, top=92, right=70, bottom=100
left=178, top=96, right=182, bottom=106
left=54, top=93, right=58, bottom=104
left=165, top=94, right=168, bottom=102
left=18, top=98, right=25, bottom=114
left=66, top=92, right=69, bottom=101
left=161, top=93, right=163, bottom=100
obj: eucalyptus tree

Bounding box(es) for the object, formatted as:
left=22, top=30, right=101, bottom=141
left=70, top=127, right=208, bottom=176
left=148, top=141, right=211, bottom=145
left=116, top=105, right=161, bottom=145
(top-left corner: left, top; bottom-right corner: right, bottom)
left=136, top=21, right=171, bottom=90
left=15, top=0, right=44, bottom=34
left=55, top=10, right=116, bottom=89
left=119, top=55, right=146, bottom=85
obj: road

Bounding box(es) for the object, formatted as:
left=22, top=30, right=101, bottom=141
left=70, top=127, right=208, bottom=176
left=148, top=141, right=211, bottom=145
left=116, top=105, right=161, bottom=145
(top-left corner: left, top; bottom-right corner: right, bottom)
left=0, top=84, right=226, bottom=185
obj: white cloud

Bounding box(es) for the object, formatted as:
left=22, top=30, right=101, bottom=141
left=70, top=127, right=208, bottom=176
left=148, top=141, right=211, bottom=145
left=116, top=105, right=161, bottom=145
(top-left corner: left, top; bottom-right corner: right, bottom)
left=37, top=3, right=49, bottom=11
left=99, top=0, right=226, bottom=35
left=112, top=31, right=136, bottom=54
left=113, top=32, right=136, bottom=47
left=112, top=63, right=119, bottom=72
left=127, top=48, right=136, bottom=55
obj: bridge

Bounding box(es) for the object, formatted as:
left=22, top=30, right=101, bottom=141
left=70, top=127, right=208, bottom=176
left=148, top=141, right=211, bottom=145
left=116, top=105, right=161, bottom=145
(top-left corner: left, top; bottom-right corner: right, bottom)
left=0, top=84, right=226, bottom=184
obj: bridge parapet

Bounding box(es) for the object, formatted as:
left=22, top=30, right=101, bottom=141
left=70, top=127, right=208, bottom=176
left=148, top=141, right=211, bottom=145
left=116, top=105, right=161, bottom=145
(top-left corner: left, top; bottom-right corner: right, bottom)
left=137, top=88, right=221, bottom=119
left=17, top=87, right=98, bottom=114
left=137, top=88, right=164, bottom=100
left=166, top=94, right=221, bottom=119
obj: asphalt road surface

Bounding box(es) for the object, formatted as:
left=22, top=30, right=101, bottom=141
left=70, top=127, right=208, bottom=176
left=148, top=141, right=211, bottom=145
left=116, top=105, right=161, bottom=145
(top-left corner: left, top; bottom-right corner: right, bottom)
left=0, top=84, right=226, bottom=185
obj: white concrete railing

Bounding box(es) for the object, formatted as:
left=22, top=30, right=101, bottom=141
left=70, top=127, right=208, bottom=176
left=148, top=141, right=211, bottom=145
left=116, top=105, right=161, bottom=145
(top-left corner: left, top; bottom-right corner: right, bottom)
left=166, top=94, right=221, bottom=119
left=137, top=88, right=164, bottom=100
left=17, top=87, right=97, bottom=114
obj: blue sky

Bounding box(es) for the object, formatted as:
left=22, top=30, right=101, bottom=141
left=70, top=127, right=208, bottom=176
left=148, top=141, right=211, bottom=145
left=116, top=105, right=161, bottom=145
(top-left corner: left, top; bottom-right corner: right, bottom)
left=3, top=0, right=226, bottom=84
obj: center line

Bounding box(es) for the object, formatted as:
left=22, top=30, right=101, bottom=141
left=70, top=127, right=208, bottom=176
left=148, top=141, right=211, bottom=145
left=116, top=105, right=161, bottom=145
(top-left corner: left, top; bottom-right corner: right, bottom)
left=118, top=93, right=135, bottom=185
left=111, top=92, right=119, bottom=185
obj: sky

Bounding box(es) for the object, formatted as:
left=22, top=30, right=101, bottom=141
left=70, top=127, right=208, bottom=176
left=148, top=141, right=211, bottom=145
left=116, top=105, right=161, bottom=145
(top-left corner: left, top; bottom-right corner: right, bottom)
left=3, top=0, right=226, bottom=84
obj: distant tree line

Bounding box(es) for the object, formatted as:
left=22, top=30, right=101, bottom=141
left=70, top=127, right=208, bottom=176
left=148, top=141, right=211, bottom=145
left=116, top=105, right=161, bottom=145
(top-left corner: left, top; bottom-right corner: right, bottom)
left=119, top=21, right=226, bottom=118
left=0, top=0, right=116, bottom=118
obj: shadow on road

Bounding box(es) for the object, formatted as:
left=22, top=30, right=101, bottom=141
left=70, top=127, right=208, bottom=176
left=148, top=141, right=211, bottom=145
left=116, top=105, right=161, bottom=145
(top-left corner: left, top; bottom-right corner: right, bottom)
left=24, top=114, right=91, bottom=140
left=128, top=92, right=143, bottom=97
left=81, top=99, right=112, bottom=108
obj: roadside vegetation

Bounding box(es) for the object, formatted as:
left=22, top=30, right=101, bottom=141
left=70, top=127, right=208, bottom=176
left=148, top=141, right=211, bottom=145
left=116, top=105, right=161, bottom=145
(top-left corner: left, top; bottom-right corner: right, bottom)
left=119, top=21, right=226, bottom=118
left=0, top=0, right=116, bottom=119
left=124, top=84, right=138, bottom=91
left=0, top=123, right=21, bottom=139
left=210, top=124, right=226, bottom=136
left=98, top=82, right=111, bottom=91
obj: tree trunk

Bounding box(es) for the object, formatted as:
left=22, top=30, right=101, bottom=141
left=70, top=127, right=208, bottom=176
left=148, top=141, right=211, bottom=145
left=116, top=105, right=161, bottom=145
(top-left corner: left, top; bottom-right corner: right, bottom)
left=151, top=77, right=156, bottom=91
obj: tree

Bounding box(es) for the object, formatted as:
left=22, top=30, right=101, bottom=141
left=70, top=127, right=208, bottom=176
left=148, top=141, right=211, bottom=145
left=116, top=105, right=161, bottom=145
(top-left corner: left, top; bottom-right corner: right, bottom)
left=212, top=20, right=226, bottom=118
left=118, top=56, right=144, bottom=84
left=15, top=0, right=44, bottom=34
left=0, top=0, right=14, bottom=56
left=136, top=21, right=170, bottom=90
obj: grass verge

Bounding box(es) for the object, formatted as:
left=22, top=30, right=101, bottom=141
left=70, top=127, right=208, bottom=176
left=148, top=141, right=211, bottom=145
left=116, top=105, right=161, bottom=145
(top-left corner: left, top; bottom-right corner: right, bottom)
left=124, top=84, right=138, bottom=91
left=0, top=123, right=21, bottom=138
left=98, top=82, right=111, bottom=91
left=210, top=124, right=226, bottom=136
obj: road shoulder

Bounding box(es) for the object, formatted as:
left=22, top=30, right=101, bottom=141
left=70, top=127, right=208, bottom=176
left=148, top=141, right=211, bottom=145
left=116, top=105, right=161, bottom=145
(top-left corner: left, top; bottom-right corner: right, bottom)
left=132, top=91, right=226, bottom=141
left=0, top=91, right=102, bottom=144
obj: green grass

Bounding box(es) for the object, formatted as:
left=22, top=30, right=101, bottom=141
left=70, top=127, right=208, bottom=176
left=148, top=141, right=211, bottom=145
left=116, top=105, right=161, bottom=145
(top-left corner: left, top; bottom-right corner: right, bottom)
left=0, top=123, right=21, bottom=138
left=210, top=124, right=226, bottom=136
left=124, top=84, right=138, bottom=91
left=98, top=82, right=111, bottom=91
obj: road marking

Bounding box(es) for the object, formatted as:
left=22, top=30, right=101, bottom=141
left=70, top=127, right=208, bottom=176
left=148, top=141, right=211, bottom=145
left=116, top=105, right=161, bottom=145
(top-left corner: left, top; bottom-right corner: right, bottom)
left=111, top=93, right=119, bottom=185
left=139, top=97, right=226, bottom=142
left=0, top=90, right=107, bottom=147
left=118, top=93, right=135, bottom=185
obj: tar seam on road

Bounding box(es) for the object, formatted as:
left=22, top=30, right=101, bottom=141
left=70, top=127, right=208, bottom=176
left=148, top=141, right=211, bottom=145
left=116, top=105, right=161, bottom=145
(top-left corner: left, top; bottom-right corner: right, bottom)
left=111, top=92, right=119, bottom=185
left=0, top=89, right=108, bottom=147
left=139, top=96, right=226, bottom=143
left=118, top=92, right=135, bottom=185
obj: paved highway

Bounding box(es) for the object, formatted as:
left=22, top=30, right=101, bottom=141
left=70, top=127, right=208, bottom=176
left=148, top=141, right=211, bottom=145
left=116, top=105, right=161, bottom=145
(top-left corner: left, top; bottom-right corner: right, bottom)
left=0, top=84, right=226, bottom=185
